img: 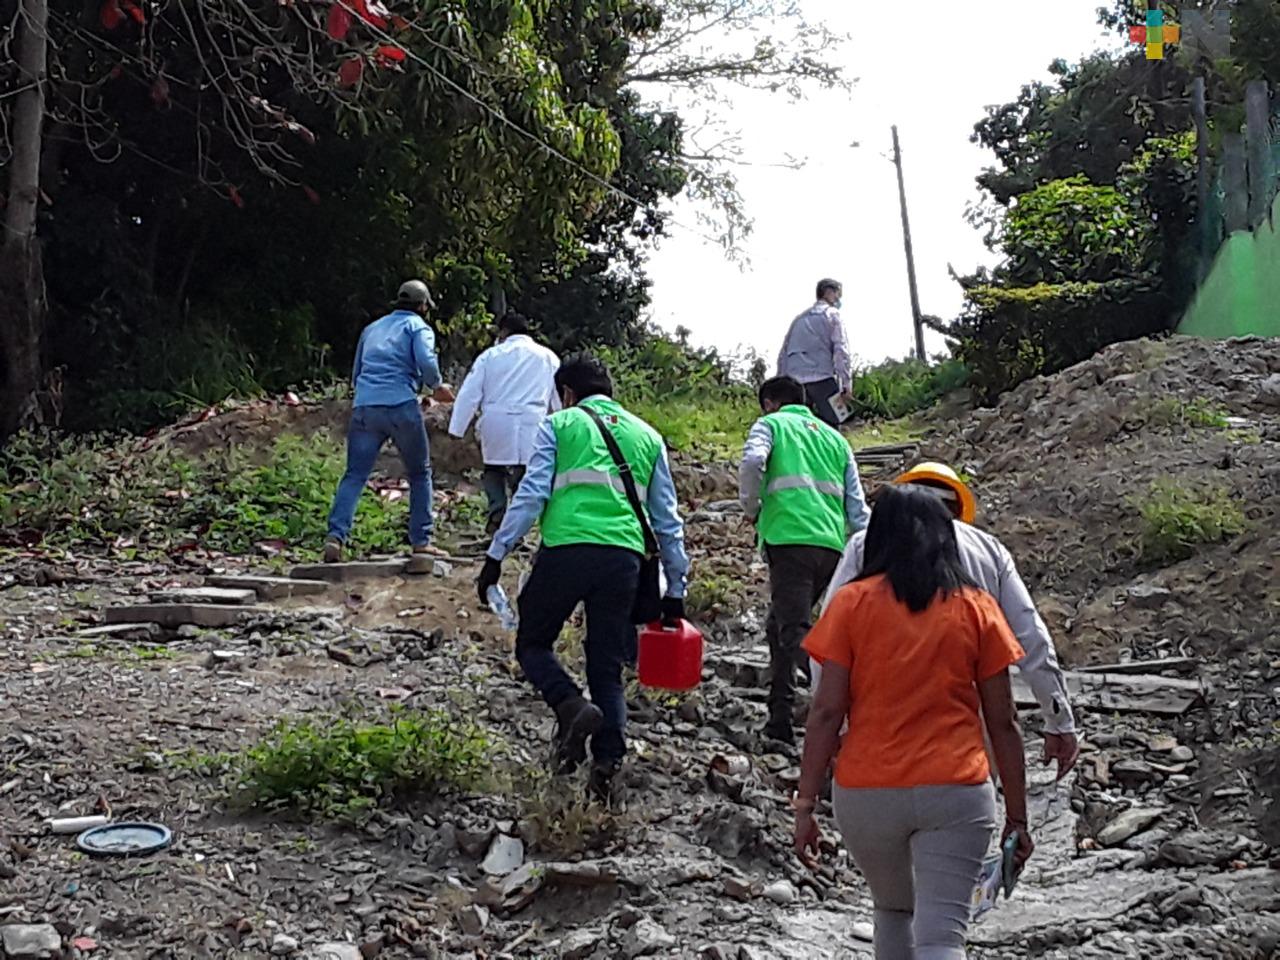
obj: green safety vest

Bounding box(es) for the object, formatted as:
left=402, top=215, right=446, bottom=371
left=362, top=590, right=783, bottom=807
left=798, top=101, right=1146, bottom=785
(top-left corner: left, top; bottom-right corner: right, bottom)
left=540, top=396, right=663, bottom=554
left=758, top=404, right=848, bottom=552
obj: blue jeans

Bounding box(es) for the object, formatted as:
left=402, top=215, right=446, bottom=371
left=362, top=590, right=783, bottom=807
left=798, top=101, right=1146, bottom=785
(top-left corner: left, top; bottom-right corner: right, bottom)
left=327, top=401, right=433, bottom=547
left=515, top=545, right=640, bottom=765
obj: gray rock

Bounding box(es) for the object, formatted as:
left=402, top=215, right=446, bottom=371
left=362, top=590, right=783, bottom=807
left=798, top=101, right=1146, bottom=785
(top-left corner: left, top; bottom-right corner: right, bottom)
left=1168, top=745, right=1195, bottom=763
left=271, top=933, right=300, bottom=955
left=762, top=879, right=797, bottom=905
left=309, top=944, right=362, bottom=960
left=105, top=603, right=269, bottom=628
left=480, top=833, right=524, bottom=877
left=0, top=924, right=61, bottom=959
left=432, top=560, right=453, bottom=578
left=624, top=918, right=675, bottom=958
left=289, top=560, right=408, bottom=582
left=1158, top=829, right=1250, bottom=867
left=1097, top=807, right=1166, bottom=847
left=559, top=929, right=603, bottom=959
left=207, top=574, right=329, bottom=599
left=850, top=922, right=875, bottom=942
left=455, top=905, right=490, bottom=937
left=1259, top=373, right=1280, bottom=407
left=149, top=586, right=258, bottom=605
left=701, top=945, right=734, bottom=960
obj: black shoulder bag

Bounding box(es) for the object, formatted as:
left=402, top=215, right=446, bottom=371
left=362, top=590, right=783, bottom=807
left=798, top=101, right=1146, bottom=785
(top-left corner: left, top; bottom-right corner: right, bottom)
left=580, top=406, right=663, bottom=625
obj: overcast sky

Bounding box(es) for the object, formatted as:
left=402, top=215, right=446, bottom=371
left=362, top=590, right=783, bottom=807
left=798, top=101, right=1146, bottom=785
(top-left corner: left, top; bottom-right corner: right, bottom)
left=641, top=0, right=1125, bottom=369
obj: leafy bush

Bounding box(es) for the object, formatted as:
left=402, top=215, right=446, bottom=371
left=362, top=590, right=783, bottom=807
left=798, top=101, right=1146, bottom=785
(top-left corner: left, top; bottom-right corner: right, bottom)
left=952, top=279, right=1172, bottom=402
left=999, top=175, right=1152, bottom=284
left=850, top=358, right=969, bottom=420
left=1133, top=479, right=1246, bottom=565
left=226, top=710, right=491, bottom=822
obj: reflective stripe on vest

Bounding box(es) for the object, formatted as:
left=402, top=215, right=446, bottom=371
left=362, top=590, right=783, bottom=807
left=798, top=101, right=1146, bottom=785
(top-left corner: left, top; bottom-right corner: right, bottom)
left=765, top=475, right=843, bottom=497
left=553, top=468, right=648, bottom=501
left=758, top=404, right=848, bottom=551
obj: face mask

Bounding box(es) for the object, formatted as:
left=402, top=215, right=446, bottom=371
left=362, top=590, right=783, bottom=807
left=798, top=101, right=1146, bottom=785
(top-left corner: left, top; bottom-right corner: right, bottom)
left=834, top=298, right=843, bottom=309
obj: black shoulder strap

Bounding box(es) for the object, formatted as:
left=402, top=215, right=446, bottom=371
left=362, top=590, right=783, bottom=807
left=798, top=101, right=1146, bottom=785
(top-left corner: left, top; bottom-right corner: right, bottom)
left=580, top=405, right=659, bottom=557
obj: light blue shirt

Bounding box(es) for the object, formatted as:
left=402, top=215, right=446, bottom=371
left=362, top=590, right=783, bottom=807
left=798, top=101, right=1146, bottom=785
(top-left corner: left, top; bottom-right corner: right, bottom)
left=352, top=310, right=442, bottom=407
left=486, top=401, right=690, bottom=598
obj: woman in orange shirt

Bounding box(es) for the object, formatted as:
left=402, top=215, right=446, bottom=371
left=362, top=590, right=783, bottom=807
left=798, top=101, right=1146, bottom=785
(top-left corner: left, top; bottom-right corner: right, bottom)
left=795, top=485, right=1033, bottom=959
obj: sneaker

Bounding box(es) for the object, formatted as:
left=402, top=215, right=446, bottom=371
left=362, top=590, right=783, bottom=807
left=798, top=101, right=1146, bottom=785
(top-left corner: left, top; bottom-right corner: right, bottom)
left=405, top=544, right=448, bottom=575
left=552, top=696, right=603, bottom=774
left=322, top=538, right=343, bottom=564
left=588, top=760, right=624, bottom=807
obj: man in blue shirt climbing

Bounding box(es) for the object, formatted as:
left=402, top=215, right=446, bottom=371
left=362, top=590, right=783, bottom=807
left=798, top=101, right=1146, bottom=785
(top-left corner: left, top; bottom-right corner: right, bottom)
left=324, top=280, right=452, bottom=572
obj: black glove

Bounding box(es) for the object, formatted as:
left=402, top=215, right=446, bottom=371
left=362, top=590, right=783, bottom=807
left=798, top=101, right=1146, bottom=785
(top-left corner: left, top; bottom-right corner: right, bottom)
left=476, top=557, right=502, bottom=606
left=660, top=596, right=685, bottom=627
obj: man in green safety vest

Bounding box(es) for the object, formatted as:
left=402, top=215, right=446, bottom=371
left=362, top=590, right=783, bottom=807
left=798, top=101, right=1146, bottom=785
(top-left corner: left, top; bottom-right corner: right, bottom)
left=739, top=375, right=870, bottom=745
left=476, top=354, right=690, bottom=801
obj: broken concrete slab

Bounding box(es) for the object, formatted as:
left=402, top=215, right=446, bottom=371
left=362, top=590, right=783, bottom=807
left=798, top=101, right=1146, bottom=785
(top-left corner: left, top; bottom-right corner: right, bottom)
left=969, top=871, right=1183, bottom=945
left=104, top=604, right=270, bottom=629
left=1077, top=657, right=1199, bottom=676
left=149, top=586, right=258, bottom=606
left=1013, top=670, right=1204, bottom=717
left=76, top=622, right=165, bottom=642
left=207, top=575, right=330, bottom=600
left=289, top=560, right=408, bottom=582
left=0, top=924, right=61, bottom=959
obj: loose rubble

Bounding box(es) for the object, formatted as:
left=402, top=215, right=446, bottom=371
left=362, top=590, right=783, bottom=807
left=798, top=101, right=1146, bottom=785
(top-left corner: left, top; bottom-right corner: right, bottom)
left=0, top=335, right=1276, bottom=958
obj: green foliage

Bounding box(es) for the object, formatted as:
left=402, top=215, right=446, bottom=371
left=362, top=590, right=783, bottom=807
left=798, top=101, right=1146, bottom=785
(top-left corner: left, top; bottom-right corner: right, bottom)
left=1132, top=479, right=1246, bottom=566
left=226, top=710, right=491, bottom=822
left=599, top=333, right=758, bottom=460
left=686, top=572, right=746, bottom=618
left=0, top=429, right=406, bottom=556
left=850, top=358, right=969, bottom=420
left=513, top=767, right=619, bottom=855
left=1148, top=396, right=1230, bottom=430
left=953, top=280, right=1172, bottom=402
left=999, top=176, right=1150, bottom=284
left=201, top=434, right=407, bottom=555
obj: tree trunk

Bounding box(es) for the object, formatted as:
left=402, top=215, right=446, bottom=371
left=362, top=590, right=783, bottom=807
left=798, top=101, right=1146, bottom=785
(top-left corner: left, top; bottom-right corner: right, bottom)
left=1, top=0, right=53, bottom=436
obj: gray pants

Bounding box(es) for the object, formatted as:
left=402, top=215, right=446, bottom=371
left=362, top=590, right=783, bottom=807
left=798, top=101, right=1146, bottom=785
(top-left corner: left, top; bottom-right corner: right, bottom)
left=833, top=783, right=995, bottom=959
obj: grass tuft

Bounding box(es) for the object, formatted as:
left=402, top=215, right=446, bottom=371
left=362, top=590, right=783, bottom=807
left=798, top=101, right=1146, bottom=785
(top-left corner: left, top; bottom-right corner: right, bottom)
left=224, top=709, right=491, bottom=822
left=1132, top=479, right=1246, bottom=565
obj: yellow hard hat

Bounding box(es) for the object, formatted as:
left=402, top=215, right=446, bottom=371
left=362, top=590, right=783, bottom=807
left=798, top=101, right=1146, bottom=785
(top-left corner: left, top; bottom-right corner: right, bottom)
left=894, top=461, right=977, bottom=524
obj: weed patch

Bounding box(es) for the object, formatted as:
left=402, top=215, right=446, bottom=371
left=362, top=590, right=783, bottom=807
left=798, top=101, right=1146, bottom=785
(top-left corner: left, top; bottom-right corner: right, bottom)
left=1147, top=396, right=1230, bottom=429
left=686, top=572, right=746, bottom=618
left=1132, top=479, right=1246, bottom=565
left=846, top=416, right=926, bottom=450
left=851, top=358, right=968, bottom=420
left=225, top=710, right=491, bottom=822
left=512, top=767, right=621, bottom=856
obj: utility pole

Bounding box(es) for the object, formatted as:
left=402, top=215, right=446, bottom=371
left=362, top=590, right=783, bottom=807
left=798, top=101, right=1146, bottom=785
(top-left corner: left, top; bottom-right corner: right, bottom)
left=891, top=125, right=926, bottom=362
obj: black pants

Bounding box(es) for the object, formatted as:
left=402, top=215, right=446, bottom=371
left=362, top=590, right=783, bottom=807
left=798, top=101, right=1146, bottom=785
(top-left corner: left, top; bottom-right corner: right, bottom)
left=801, top=377, right=841, bottom=427
left=765, top=544, right=842, bottom=723
left=515, top=544, right=640, bottom=765
left=482, top=464, right=525, bottom=532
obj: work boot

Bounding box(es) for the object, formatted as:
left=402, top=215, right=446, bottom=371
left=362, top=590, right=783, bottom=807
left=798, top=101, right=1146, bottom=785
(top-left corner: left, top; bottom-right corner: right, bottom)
left=405, top=543, right=447, bottom=575
left=552, top=695, right=603, bottom=775
left=588, top=760, right=624, bottom=808
left=762, top=705, right=795, bottom=748
left=322, top=538, right=343, bottom=564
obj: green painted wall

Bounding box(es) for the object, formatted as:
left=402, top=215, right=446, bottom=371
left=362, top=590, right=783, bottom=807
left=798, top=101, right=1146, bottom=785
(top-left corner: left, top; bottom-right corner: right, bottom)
left=1179, top=193, right=1280, bottom=338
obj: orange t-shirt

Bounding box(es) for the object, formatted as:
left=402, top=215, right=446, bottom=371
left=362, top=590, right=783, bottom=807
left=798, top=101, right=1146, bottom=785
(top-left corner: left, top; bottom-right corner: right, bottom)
left=803, top=575, right=1025, bottom=789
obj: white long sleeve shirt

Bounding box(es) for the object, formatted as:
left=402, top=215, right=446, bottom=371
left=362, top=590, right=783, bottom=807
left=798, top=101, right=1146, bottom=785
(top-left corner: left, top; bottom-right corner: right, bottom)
left=816, top=522, right=1076, bottom=734
left=777, top=301, right=852, bottom=392
left=447, top=335, right=561, bottom=465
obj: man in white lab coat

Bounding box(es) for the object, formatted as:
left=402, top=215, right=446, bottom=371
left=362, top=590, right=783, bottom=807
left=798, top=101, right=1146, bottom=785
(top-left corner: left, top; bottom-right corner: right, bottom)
left=448, top=312, right=561, bottom=532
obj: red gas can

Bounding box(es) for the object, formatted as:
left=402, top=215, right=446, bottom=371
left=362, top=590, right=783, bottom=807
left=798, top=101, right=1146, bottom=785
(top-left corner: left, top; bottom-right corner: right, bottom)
left=637, top=619, right=704, bottom=691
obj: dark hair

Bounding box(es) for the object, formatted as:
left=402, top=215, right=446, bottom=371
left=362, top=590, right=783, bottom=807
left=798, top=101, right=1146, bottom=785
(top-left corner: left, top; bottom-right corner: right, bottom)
left=758, top=375, right=805, bottom=409
left=498, top=311, right=529, bottom=335
left=857, top=485, right=976, bottom=612
left=816, top=278, right=842, bottom=299
left=555, top=354, right=613, bottom=399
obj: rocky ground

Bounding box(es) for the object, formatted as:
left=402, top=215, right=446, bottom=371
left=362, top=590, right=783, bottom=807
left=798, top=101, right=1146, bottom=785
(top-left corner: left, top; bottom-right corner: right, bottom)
left=1, top=335, right=1278, bottom=959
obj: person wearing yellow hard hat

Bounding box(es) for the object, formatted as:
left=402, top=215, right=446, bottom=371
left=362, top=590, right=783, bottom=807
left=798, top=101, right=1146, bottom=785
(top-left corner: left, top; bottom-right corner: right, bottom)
left=810, top=461, right=1080, bottom=780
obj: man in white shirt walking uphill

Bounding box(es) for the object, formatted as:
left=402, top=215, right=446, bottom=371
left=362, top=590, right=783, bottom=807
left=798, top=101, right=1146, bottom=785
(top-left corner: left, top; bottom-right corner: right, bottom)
left=448, top=312, right=561, bottom=533
left=777, top=278, right=853, bottom=427
left=816, top=462, right=1081, bottom=778
left=325, top=280, right=453, bottom=573
left=740, top=376, right=870, bottom=746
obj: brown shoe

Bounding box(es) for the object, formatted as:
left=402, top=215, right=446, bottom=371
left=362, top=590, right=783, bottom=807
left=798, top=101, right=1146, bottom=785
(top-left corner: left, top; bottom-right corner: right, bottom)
left=405, top=544, right=448, bottom=575
left=322, top=538, right=343, bottom=563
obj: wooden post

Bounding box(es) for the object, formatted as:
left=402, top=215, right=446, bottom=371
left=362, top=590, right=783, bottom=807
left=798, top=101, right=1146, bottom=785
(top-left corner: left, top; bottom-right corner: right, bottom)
left=1245, top=80, right=1272, bottom=227
left=1222, top=133, right=1248, bottom=234
left=1192, top=76, right=1212, bottom=278
left=891, top=125, right=926, bottom=362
